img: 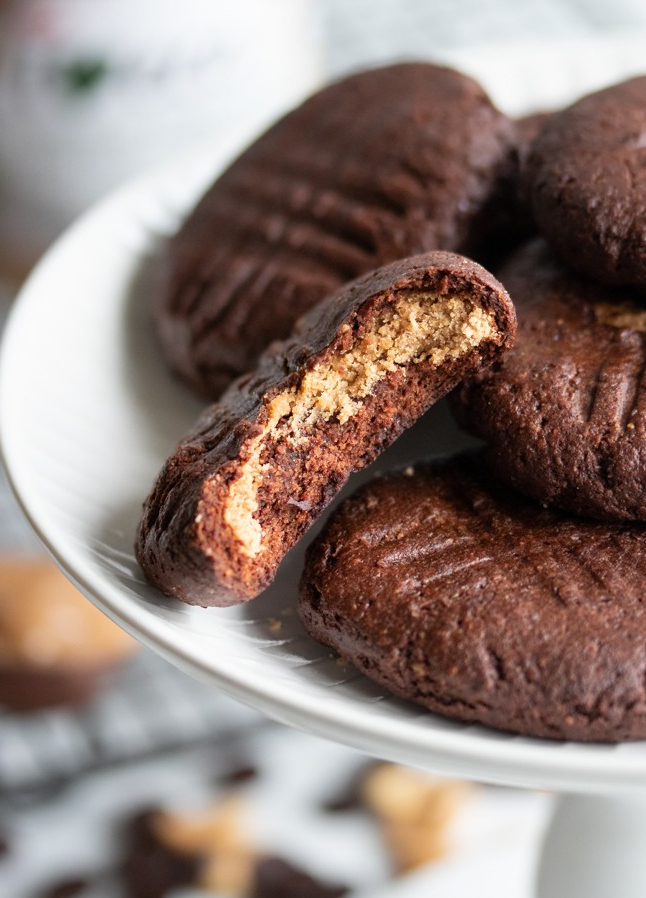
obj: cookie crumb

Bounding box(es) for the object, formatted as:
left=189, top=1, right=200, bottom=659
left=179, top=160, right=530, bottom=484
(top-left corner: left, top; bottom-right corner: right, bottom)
left=361, top=764, right=472, bottom=872
left=152, top=797, right=256, bottom=896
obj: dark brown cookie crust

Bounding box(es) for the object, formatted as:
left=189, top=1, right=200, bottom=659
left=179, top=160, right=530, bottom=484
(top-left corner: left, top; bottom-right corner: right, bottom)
left=453, top=238, right=646, bottom=521
left=0, top=662, right=126, bottom=712
left=157, top=62, right=517, bottom=398
left=122, top=810, right=203, bottom=898
left=137, top=252, right=515, bottom=607
left=0, top=558, right=135, bottom=711
left=523, top=75, right=646, bottom=288
left=515, top=111, right=551, bottom=168
left=299, top=453, right=646, bottom=742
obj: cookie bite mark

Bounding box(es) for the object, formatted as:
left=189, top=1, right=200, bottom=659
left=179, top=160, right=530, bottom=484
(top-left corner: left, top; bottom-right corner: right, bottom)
left=222, top=293, right=497, bottom=561
left=137, top=252, right=515, bottom=607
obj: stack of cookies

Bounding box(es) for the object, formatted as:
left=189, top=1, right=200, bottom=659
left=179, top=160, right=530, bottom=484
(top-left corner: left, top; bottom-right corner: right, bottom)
left=136, top=64, right=646, bottom=743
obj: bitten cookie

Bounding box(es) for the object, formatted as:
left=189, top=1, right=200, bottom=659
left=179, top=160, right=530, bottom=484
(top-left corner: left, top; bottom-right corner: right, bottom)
left=452, top=238, right=646, bottom=521
left=137, top=252, right=515, bottom=607
left=0, top=557, right=135, bottom=711
left=523, top=75, right=646, bottom=288
left=299, top=453, right=646, bottom=742
left=157, top=62, right=517, bottom=398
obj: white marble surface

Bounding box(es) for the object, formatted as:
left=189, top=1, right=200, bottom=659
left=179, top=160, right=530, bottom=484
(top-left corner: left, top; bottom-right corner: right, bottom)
left=0, top=724, right=552, bottom=898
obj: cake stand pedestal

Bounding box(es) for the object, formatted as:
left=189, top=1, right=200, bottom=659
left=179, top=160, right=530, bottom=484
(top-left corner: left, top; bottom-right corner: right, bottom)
left=536, top=793, right=646, bottom=898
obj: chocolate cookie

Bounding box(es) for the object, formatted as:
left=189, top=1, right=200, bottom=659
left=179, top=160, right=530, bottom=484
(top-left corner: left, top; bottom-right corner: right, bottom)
left=157, top=62, right=517, bottom=398
left=299, top=453, right=646, bottom=742
left=453, top=238, right=646, bottom=521
left=515, top=111, right=551, bottom=167
left=137, top=252, right=515, bottom=607
left=0, top=557, right=136, bottom=711
left=523, top=75, right=646, bottom=288
left=480, top=110, right=551, bottom=269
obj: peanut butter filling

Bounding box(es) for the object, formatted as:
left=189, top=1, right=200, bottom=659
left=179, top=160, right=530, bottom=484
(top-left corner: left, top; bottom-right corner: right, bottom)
left=595, top=302, right=646, bottom=332
left=217, top=291, right=497, bottom=559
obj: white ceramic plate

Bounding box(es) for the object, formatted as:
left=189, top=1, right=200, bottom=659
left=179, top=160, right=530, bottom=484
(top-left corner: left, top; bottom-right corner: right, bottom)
left=3, top=36, right=646, bottom=795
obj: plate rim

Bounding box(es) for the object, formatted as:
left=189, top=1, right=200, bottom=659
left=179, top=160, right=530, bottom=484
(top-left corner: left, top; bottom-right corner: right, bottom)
left=4, top=46, right=646, bottom=793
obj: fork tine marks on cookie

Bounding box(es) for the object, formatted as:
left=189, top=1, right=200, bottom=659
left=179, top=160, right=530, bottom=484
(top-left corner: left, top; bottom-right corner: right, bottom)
left=585, top=338, right=646, bottom=432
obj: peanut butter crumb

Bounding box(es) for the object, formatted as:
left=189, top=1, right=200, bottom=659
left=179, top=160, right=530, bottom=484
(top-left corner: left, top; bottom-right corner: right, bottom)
left=220, top=291, right=497, bottom=558
left=595, top=302, right=646, bottom=332
left=152, top=796, right=256, bottom=897
left=361, top=763, right=472, bottom=872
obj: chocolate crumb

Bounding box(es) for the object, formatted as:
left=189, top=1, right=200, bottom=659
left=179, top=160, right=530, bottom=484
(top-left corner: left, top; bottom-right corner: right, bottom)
left=217, top=764, right=259, bottom=786
left=38, top=878, right=89, bottom=898
left=251, top=857, right=349, bottom=898
left=121, top=809, right=202, bottom=898
left=321, top=760, right=380, bottom=813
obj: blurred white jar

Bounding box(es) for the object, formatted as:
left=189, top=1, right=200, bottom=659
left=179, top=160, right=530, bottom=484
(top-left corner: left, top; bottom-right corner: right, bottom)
left=0, top=0, right=322, bottom=273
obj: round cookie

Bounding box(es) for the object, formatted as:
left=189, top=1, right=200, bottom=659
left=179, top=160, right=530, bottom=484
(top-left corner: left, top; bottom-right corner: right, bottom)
left=157, top=62, right=517, bottom=399
left=299, top=453, right=646, bottom=742
left=452, top=238, right=646, bottom=521
left=0, top=557, right=136, bottom=711
left=523, top=75, right=646, bottom=288
left=137, top=252, right=515, bottom=607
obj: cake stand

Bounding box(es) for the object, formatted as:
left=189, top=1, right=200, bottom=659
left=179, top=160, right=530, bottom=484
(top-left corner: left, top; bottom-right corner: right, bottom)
left=3, top=38, right=646, bottom=897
